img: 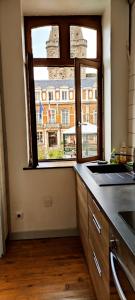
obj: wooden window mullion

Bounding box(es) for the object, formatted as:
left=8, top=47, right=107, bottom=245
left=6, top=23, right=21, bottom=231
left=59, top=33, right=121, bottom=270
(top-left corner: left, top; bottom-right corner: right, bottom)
left=27, top=53, right=38, bottom=167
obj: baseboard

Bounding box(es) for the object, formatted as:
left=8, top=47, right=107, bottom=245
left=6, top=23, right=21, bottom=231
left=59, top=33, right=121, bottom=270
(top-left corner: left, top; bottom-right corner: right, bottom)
left=9, top=228, right=79, bottom=240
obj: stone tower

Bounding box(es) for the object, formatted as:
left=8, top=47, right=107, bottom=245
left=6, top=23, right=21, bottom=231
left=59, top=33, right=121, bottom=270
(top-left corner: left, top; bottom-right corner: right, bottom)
left=46, top=26, right=87, bottom=79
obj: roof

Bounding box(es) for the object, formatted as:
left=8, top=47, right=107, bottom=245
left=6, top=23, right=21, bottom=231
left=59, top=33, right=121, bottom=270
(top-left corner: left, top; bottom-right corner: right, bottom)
left=63, top=123, right=97, bottom=135
left=35, top=77, right=96, bottom=89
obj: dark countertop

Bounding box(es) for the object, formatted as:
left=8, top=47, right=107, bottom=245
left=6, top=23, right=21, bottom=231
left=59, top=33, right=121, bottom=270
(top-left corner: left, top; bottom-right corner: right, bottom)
left=74, top=163, right=135, bottom=256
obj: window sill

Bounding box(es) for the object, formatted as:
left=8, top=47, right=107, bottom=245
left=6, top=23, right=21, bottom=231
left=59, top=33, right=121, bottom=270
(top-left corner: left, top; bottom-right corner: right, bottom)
left=23, top=161, right=77, bottom=170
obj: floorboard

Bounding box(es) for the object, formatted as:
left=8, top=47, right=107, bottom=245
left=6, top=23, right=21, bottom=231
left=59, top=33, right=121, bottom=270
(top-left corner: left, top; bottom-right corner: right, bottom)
left=0, top=237, right=97, bottom=300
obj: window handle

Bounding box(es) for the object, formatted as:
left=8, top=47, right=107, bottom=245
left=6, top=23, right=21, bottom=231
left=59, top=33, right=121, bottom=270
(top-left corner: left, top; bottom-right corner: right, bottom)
left=77, top=121, right=88, bottom=127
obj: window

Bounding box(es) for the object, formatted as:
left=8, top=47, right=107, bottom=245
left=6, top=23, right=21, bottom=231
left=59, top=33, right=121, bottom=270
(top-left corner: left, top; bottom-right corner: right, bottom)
left=88, top=89, right=93, bottom=99
left=31, top=26, right=60, bottom=58
left=70, top=26, right=97, bottom=59
left=48, top=91, right=54, bottom=101
left=62, top=90, right=68, bottom=101
left=82, top=110, right=89, bottom=123
left=48, top=109, right=56, bottom=124
left=36, top=112, right=43, bottom=125
left=37, top=131, right=44, bottom=143
left=25, top=16, right=102, bottom=165
left=61, top=110, right=69, bottom=125
left=35, top=91, right=41, bottom=102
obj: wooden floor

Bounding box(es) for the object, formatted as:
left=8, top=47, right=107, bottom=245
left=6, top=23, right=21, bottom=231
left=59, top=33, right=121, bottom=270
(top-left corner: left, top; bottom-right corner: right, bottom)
left=0, top=237, right=97, bottom=300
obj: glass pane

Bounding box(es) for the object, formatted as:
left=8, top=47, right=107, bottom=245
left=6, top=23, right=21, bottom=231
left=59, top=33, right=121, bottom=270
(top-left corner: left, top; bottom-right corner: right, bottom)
left=70, top=26, right=97, bottom=59
left=80, top=66, right=98, bottom=158
left=31, top=26, right=60, bottom=58
left=34, top=67, right=76, bottom=160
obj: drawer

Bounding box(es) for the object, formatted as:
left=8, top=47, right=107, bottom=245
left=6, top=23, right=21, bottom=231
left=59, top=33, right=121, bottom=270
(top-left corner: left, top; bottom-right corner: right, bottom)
left=88, top=204, right=109, bottom=263
left=88, top=191, right=108, bottom=227
left=88, top=191, right=109, bottom=240
left=88, top=241, right=110, bottom=300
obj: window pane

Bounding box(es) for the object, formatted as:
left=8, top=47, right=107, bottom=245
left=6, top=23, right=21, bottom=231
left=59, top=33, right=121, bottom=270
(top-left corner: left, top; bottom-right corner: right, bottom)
left=70, top=26, right=97, bottom=59
left=34, top=67, right=76, bottom=160
left=80, top=66, right=98, bottom=158
left=31, top=26, right=60, bottom=58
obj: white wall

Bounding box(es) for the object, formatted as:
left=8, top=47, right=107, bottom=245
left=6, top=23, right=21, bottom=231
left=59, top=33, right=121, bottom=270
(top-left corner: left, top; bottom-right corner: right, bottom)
left=111, top=0, right=129, bottom=150
left=0, top=0, right=76, bottom=235
left=102, top=0, right=129, bottom=160
left=0, top=0, right=130, bottom=236
left=128, top=2, right=135, bottom=153
left=0, top=19, right=8, bottom=242
left=0, top=94, right=8, bottom=242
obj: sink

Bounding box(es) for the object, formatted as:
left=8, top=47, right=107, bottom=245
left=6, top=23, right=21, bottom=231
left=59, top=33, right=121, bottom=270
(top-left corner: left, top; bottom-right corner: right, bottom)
left=87, top=164, right=135, bottom=186
left=87, top=164, right=131, bottom=174
left=119, top=211, right=135, bottom=234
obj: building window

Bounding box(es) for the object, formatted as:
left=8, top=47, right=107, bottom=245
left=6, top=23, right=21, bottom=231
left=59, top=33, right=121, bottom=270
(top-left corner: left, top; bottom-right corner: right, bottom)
left=37, top=131, right=44, bottom=143
left=48, top=91, right=54, bottom=101
left=48, top=109, right=56, bottom=124
left=61, top=110, right=69, bottom=125
left=35, top=91, right=41, bottom=102
left=88, top=89, right=93, bottom=99
left=36, top=112, right=43, bottom=125
left=25, top=16, right=102, bottom=165
left=62, top=90, right=68, bottom=100
left=82, top=111, right=89, bottom=123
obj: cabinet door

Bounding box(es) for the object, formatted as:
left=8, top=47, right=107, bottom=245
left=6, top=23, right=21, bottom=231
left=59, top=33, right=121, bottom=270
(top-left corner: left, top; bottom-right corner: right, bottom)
left=76, top=174, right=88, bottom=259
left=88, top=191, right=110, bottom=300
left=88, top=241, right=110, bottom=300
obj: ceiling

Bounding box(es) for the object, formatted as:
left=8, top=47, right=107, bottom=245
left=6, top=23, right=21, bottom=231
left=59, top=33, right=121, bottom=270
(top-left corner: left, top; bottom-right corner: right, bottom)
left=21, top=0, right=109, bottom=16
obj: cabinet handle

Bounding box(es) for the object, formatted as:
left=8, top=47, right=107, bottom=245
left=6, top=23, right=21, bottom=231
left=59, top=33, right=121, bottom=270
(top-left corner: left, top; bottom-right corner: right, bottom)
left=92, top=213, right=101, bottom=234
left=93, top=251, right=102, bottom=277
left=110, top=252, right=127, bottom=300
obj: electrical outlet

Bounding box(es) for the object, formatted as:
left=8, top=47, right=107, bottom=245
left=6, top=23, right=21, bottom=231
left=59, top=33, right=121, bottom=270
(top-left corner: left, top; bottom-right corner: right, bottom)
left=43, top=196, right=53, bottom=207
left=16, top=212, right=24, bottom=219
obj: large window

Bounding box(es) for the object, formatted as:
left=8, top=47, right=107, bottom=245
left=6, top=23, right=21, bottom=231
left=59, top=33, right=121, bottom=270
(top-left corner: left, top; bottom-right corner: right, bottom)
left=25, top=16, right=102, bottom=166
left=61, top=109, right=69, bottom=125
left=48, top=109, right=56, bottom=124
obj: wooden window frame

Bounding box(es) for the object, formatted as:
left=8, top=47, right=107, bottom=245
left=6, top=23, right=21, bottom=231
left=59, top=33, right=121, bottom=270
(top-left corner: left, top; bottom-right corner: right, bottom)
left=24, top=16, right=102, bottom=166
left=75, top=58, right=102, bottom=162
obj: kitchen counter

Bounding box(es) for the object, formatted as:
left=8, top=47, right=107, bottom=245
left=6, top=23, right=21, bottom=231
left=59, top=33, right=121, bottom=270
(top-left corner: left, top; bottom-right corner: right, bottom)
left=74, top=163, right=135, bottom=256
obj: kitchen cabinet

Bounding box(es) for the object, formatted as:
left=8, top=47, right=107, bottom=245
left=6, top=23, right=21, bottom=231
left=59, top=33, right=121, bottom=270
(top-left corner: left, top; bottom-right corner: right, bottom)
left=76, top=173, right=119, bottom=300
left=76, top=174, right=88, bottom=260
left=75, top=163, right=135, bottom=300
left=88, top=191, right=110, bottom=300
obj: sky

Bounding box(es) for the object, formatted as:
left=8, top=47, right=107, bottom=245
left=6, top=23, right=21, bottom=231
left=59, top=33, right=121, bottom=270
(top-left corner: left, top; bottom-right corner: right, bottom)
left=32, top=26, right=97, bottom=80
